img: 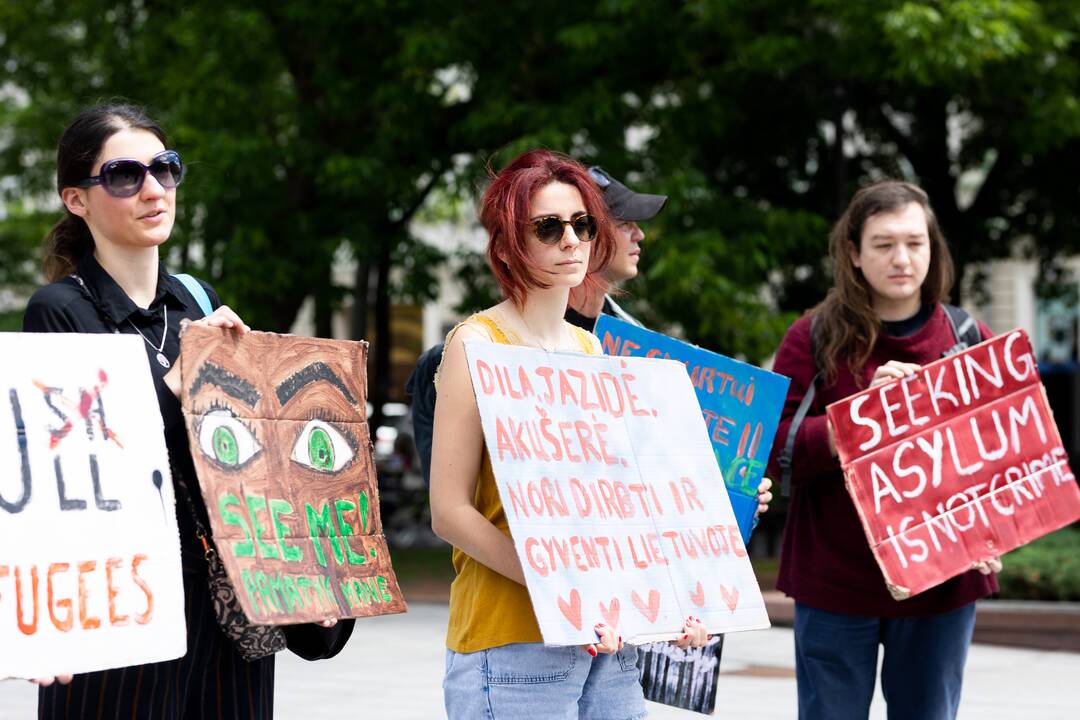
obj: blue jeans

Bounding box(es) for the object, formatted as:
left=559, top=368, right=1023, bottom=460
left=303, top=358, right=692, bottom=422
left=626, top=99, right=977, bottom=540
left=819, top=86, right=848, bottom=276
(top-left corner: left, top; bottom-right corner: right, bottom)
left=794, top=602, right=977, bottom=720
left=443, top=643, right=646, bottom=720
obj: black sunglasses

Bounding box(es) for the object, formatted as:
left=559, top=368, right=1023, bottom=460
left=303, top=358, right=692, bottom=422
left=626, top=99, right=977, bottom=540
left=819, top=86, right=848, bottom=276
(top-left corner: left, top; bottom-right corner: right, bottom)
left=529, top=214, right=598, bottom=245
left=77, top=150, right=185, bottom=198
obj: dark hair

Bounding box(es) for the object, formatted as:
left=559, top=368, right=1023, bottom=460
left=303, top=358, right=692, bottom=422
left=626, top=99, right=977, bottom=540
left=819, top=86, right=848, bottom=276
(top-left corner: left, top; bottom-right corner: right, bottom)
left=813, top=180, right=955, bottom=384
left=480, top=149, right=615, bottom=307
left=43, top=103, right=168, bottom=281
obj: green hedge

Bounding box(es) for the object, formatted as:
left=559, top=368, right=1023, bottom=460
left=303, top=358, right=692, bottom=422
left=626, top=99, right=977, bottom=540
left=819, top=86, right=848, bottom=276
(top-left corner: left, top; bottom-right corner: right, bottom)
left=0, top=309, right=23, bottom=331
left=996, top=526, right=1080, bottom=601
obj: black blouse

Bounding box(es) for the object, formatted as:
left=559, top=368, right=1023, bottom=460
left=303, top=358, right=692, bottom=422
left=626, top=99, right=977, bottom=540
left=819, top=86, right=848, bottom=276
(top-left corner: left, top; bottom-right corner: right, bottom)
left=23, top=253, right=219, bottom=571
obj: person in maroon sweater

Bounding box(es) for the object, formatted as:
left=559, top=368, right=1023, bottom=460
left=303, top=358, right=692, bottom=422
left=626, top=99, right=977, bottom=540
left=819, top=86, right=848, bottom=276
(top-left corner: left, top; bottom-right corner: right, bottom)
left=767, top=181, right=1000, bottom=720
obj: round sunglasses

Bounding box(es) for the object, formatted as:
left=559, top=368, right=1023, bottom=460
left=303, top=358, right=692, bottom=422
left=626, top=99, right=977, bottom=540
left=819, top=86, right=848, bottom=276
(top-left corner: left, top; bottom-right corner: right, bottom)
left=529, top=214, right=598, bottom=245
left=77, top=150, right=185, bottom=198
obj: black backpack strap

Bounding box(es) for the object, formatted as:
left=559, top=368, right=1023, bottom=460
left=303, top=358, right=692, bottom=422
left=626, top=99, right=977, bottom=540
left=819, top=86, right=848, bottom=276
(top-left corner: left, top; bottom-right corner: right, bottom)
left=780, top=372, right=819, bottom=497
left=780, top=315, right=820, bottom=497
left=941, top=303, right=982, bottom=357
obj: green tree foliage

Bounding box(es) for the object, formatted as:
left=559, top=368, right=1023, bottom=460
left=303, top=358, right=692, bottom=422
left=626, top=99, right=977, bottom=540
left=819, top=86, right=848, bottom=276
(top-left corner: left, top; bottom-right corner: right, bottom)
left=623, top=0, right=1080, bottom=359
left=0, top=0, right=660, bottom=410
left=2, top=1, right=1080, bottom=371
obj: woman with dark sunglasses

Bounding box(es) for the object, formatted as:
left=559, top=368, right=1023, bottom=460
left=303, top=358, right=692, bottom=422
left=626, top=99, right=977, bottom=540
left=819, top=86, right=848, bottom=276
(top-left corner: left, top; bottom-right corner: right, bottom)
left=430, top=149, right=708, bottom=719
left=20, top=103, right=349, bottom=718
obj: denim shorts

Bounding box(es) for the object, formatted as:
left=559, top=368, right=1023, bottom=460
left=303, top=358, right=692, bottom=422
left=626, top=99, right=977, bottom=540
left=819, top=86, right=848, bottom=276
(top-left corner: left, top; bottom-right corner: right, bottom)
left=443, top=642, right=647, bottom=720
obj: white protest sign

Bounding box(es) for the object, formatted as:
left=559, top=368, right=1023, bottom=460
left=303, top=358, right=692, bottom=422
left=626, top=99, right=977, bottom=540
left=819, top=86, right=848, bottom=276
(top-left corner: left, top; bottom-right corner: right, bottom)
left=464, top=342, right=770, bottom=646
left=0, top=334, right=186, bottom=678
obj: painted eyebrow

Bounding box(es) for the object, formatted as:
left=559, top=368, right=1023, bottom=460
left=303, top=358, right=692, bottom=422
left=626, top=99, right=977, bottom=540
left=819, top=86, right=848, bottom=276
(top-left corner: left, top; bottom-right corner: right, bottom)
left=276, top=362, right=358, bottom=407
left=189, top=362, right=261, bottom=408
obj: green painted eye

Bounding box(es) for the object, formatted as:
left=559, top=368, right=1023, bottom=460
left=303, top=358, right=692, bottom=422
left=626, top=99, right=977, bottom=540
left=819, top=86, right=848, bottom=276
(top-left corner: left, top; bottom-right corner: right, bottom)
left=197, top=410, right=261, bottom=470
left=308, top=427, right=334, bottom=470
left=212, top=426, right=239, bottom=465
left=291, top=420, right=355, bottom=473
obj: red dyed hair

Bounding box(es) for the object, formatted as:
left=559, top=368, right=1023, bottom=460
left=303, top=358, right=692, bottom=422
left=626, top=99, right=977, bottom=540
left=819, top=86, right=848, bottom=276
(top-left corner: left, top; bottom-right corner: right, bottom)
left=480, top=149, right=615, bottom=307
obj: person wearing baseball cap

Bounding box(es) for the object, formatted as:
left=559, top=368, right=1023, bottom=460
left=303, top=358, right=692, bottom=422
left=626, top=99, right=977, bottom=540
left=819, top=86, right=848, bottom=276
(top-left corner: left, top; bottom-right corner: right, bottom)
left=564, top=166, right=667, bottom=331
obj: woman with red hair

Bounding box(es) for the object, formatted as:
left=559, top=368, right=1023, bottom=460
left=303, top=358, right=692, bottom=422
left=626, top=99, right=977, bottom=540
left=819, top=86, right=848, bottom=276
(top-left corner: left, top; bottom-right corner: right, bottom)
left=430, top=150, right=707, bottom=718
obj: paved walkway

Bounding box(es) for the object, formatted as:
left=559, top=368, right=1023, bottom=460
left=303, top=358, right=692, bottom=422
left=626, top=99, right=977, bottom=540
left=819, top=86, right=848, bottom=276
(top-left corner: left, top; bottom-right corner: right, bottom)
left=3, top=603, right=1078, bottom=718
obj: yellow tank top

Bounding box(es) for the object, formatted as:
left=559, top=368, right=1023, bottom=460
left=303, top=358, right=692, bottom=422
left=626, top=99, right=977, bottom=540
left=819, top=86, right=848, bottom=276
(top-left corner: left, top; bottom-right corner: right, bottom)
left=442, top=311, right=599, bottom=653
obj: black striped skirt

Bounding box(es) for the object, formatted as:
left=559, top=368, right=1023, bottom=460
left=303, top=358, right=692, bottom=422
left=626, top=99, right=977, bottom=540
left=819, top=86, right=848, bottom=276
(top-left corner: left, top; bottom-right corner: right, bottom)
left=38, top=571, right=275, bottom=719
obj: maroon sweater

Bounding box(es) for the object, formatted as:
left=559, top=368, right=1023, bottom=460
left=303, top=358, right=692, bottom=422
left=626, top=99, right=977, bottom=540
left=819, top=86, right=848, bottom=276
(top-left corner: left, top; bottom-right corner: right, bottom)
left=767, top=304, right=998, bottom=616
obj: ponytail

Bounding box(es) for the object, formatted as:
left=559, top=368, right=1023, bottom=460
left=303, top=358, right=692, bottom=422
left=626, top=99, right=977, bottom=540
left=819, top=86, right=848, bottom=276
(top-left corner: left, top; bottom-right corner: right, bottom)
left=42, top=212, right=93, bottom=282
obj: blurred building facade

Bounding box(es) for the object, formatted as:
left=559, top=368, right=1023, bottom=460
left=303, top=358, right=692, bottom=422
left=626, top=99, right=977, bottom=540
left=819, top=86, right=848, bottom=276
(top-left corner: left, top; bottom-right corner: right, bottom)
left=968, top=255, right=1080, bottom=463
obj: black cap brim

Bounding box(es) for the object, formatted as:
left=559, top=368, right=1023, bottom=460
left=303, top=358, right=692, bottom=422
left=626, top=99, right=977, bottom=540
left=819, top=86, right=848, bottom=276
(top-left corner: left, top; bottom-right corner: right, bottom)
left=607, top=191, right=668, bottom=222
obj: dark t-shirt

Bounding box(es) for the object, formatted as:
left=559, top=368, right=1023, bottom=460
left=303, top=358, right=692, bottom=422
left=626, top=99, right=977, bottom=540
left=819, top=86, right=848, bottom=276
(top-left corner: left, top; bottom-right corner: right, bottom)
left=23, top=254, right=219, bottom=572
left=564, top=304, right=599, bottom=332
left=881, top=303, right=934, bottom=338
left=563, top=296, right=630, bottom=332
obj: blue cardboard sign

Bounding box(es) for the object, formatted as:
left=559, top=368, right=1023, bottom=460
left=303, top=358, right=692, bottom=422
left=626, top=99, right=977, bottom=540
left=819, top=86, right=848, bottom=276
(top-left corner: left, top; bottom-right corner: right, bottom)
left=594, top=316, right=790, bottom=542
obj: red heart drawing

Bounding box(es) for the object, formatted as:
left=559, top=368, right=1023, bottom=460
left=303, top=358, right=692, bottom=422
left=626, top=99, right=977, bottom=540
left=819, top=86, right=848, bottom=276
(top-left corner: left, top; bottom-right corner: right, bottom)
left=599, top=598, right=620, bottom=630
left=690, top=581, right=706, bottom=608
left=557, top=589, right=582, bottom=630
left=719, top=584, right=740, bottom=613
left=631, top=589, right=661, bottom=623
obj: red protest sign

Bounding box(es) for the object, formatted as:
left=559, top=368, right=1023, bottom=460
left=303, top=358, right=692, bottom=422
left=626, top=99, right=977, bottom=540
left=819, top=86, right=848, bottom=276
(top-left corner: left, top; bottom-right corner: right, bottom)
left=827, top=329, right=1080, bottom=600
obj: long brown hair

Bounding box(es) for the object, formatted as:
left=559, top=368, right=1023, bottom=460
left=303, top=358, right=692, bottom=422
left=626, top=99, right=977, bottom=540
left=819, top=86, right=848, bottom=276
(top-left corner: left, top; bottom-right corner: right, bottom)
left=812, top=180, right=955, bottom=385
left=43, top=103, right=167, bottom=282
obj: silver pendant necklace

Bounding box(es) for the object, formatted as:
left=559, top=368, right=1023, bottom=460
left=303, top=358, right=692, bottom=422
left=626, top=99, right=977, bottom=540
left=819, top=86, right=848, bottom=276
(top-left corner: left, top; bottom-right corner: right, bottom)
left=128, top=305, right=171, bottom=368
left=519, top=309, right=565, bottom=352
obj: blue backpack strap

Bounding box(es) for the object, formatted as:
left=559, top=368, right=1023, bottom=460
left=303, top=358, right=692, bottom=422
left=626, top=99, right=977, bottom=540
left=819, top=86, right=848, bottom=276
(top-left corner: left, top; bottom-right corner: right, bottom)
left=173, top=273, right=214, bottom=318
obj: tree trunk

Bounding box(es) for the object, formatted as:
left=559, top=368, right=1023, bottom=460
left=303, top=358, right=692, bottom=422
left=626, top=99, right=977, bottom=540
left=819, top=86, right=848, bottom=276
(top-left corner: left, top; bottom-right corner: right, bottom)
left=314, top=262, right=334, bottom=338
left=351, top=260, right=370, bottom=341
left=369, top=239, right=393, bottom=431
left=830, top=90, right=848, bottom=219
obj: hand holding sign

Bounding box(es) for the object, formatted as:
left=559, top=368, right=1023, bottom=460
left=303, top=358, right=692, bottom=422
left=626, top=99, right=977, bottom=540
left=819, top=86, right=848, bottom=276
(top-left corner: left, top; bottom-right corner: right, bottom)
left=869, top=360, right=924, bottom=388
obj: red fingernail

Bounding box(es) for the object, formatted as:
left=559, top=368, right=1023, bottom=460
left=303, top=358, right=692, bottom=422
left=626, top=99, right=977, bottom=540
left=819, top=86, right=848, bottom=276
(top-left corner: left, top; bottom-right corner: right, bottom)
left=587, top=646, right=597, bottom=657
left=682, top=633, right=689, bottom=640
left=618, top=636, right=622, bottom=642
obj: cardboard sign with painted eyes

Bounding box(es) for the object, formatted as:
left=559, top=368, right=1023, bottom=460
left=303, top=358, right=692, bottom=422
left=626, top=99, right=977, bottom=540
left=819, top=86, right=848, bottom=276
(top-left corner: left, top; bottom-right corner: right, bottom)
left=180, top=325, right=406, bottom=624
